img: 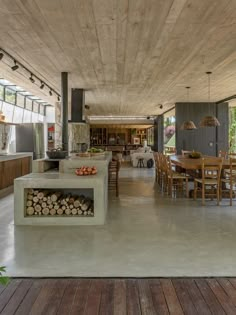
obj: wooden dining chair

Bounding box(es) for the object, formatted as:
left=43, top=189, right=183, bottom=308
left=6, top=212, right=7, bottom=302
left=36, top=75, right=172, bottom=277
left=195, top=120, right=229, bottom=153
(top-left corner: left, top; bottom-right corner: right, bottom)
left=166, top=156, right=189, bottom=197
left=153, top=152, right=159, bottom=183
left=220, top=157, right=236, bottom=206
left=218, top=150, right=228, bottom=159
left=193, top=157, right=223, bottom=205
left=108, top=160, right=121, bottom=197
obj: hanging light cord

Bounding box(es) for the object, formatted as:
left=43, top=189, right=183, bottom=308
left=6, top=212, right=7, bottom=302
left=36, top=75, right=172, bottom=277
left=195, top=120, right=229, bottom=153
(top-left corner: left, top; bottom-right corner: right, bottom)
left=206, top=71, right=212, bottom=103
left=186, top=86, right=190, bottom=102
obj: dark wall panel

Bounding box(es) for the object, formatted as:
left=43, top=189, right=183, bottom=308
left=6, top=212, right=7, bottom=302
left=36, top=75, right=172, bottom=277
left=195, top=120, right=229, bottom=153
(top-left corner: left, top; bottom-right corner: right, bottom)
left=176, top=102, right=228, bottom=156
left=153, top=115, right=164, bottom=152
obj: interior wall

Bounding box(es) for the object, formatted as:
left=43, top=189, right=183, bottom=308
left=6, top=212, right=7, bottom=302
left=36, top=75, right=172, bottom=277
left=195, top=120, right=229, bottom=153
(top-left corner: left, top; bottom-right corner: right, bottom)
left=175, top=102, right=228, bottom=155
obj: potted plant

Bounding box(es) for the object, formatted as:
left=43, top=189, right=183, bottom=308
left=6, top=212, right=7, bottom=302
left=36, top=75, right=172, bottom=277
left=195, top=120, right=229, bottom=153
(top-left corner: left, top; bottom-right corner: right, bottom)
left=0, top=266, right=9, bottom=285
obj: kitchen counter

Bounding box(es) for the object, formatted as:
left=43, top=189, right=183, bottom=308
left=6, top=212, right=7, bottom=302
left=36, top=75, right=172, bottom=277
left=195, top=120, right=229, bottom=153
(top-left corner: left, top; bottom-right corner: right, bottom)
left=32, top=151, right=112, bottom=173
left=0, top=152, right=33, bottom=161
left=0, top=153, right=33, bottom=197
left=60, top=152, right=112, bottom=173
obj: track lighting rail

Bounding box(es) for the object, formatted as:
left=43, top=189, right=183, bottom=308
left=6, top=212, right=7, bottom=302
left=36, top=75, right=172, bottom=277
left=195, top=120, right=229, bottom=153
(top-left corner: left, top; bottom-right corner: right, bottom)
left=0, top=47, right=60, bottom=101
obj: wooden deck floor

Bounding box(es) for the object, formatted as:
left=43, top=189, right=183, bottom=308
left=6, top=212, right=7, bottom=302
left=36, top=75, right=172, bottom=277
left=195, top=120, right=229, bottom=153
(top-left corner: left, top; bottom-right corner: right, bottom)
left=1, top=278, right=236, bottom=314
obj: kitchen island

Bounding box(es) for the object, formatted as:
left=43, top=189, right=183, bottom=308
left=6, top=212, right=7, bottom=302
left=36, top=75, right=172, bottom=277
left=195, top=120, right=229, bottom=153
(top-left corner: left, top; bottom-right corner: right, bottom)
left=0, top=152, right=33, bottom=197
left=14, top=152, right=112, bottom=225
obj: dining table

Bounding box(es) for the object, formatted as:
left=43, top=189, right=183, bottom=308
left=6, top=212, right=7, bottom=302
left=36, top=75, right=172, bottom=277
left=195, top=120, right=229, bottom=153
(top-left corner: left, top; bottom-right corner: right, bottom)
left=170, top=155, right=230, bottom=170
left=170, top=155, right=231, bottom=199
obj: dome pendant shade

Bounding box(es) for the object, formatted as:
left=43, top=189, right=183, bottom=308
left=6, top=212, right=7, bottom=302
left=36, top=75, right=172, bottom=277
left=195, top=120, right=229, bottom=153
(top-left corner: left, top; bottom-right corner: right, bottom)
left=180, top=120, right=197, bottom=130
left=199, top=116, right=220, bottom=127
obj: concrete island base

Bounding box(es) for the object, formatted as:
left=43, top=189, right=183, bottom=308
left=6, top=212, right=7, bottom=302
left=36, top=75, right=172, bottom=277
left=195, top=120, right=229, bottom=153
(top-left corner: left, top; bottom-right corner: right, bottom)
left=14, top=172, right=107, bottom=225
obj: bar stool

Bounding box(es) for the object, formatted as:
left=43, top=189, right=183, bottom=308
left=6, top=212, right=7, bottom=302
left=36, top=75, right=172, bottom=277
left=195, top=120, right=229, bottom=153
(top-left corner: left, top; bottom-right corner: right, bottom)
left=137, top=157, right=145, bottom=168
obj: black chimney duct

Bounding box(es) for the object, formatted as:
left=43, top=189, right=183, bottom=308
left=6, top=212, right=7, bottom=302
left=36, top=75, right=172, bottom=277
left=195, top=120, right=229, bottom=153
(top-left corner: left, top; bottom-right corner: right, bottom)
left=70, top=88, right=86, bottom=123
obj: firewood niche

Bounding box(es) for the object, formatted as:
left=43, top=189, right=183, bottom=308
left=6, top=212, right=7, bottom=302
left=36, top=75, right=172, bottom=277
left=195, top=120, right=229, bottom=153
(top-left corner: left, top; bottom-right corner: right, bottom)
left=25, top=188, right=94, bottom=217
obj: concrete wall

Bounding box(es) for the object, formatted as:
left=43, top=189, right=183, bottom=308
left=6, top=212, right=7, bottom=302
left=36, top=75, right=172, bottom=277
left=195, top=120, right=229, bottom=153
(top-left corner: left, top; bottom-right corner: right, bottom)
left=68, top=123, right=90, bottom=153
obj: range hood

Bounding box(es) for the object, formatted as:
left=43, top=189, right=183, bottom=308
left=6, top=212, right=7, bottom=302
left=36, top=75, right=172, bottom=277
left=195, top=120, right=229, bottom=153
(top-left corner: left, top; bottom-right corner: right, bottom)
left=69, top=88, right=86, bottom=123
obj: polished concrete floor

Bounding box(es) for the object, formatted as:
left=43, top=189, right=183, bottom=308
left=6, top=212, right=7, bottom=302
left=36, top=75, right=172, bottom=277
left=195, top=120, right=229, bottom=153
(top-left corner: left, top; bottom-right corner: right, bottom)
left=1, top=166, right=236, bottom=277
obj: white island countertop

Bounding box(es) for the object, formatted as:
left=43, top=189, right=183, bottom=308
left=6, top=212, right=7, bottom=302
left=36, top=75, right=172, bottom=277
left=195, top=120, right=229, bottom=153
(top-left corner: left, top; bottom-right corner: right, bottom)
left=15, top=171, right=106, bottom=183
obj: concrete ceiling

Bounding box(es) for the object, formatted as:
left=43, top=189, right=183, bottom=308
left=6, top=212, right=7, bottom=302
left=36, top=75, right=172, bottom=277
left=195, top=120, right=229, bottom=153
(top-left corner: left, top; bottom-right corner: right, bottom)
left=0, top=0, right=236, bottom=116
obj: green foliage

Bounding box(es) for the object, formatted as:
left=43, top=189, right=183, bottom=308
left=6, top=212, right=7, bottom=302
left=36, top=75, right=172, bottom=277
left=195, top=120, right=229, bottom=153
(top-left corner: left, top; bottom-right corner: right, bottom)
left=229, top=108, right=236, bottom=152
left=0, top=266, right=10, bottom=285
left=5, top=87, right=16, bottom=104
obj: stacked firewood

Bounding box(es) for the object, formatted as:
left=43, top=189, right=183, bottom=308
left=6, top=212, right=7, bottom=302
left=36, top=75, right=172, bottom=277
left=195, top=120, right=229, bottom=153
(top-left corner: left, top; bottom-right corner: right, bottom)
left=26, top=189, right=94, bottom=216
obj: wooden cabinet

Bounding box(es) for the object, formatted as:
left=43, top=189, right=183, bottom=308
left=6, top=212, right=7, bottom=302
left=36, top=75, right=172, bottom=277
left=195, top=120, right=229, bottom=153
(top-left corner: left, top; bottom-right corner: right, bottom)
left=90, top=128, right=107, bottom=145
left=21, top=157, right=31, bottom=175
left=136, top=129, right=147, bottom=143
left=0, top=157, right=31, bottom=190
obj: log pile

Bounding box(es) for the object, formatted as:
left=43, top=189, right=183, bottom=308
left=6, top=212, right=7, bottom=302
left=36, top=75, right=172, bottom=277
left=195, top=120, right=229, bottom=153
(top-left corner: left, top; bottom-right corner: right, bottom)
left=26, top=189, right=94, bottom=217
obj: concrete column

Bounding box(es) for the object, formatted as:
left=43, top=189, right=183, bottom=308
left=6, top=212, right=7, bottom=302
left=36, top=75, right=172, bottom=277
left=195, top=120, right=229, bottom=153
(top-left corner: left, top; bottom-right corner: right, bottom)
left=61, top=72, right=68, bottom=152
left=153, top=115, right=164, bottom=152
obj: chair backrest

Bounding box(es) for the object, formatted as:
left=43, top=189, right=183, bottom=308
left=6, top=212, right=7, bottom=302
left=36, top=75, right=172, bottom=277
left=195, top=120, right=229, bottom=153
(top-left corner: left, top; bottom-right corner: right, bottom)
left=109, top=159, right=120, bottom=174
left=228, top=152, right=236, bottom=158
left=181, top=150, right=192, bottom=156
left=158, top=153, right=166, bottom=172
left=218, top=150, right=228, bottom=158
left=166, top=156, right=174, bottom=178
left=228, top=157, right=236, bottom=181
left=200, top=157, right=223, bottom=182
left=154, top=152, right=161, bottom=168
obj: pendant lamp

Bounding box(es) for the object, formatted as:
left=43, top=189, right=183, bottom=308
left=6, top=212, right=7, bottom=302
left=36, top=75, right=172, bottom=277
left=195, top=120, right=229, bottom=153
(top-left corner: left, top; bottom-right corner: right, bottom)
left=180, top=120, right=197, bottom=130
left=200, top=72, right=220, bottom=127
left=180, top=87, right=197, bottom=130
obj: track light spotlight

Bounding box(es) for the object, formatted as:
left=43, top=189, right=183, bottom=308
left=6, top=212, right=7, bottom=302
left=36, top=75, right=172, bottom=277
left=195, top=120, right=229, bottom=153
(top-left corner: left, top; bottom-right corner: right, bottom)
left=29, top=74, right=35, bottom=83
left=57, top=95, right=60, bottom=101
left=159, top=104, right=163, bottom=109
left=85, top=104, right=90, bottom=110
left=49, top=90, right=53, bottom=96
left=40, top=82, right=45, bottom=89
left=11, top=60, right=19, bottom=71
left=0, top=53, right=4, bottom=60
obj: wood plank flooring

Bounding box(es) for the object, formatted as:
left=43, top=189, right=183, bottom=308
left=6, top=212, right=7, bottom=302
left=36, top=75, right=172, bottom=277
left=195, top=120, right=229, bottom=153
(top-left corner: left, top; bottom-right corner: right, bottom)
left=1, top=278, right=236, bottom=314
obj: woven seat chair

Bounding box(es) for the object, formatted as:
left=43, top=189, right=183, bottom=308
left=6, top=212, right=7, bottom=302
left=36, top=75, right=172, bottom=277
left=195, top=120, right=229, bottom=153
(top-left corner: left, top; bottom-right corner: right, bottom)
left=166, top=156, right=189, bottom=197
left=194, top=157, right=223, bottom=206
left=108, top=160, right=120, bottom=197
left=158, top=153, right=168, bottom=192
left=220, top=157, right=236, bottom=206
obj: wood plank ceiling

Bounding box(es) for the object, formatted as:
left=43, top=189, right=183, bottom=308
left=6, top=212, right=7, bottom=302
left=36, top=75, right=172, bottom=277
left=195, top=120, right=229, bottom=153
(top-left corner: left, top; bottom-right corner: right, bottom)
left=0, top=0, right=236, bottom=115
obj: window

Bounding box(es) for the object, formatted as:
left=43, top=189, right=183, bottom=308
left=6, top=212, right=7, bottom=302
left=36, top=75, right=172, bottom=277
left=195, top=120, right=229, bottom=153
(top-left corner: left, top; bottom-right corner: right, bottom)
left=163, top=111, right=176, bottom=154
left=33, top=101, right=39, bottom=113
left=25, top=98, right=32, bottom=111
left=147, top=126, right=154, bottom=146
left=5, top=87, right=16, bottom=104
left=229, top=107, right=236, bottom=152
left=16, top=93, right=25, bottom=107
left=0, top=85, right=4, bottom=100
